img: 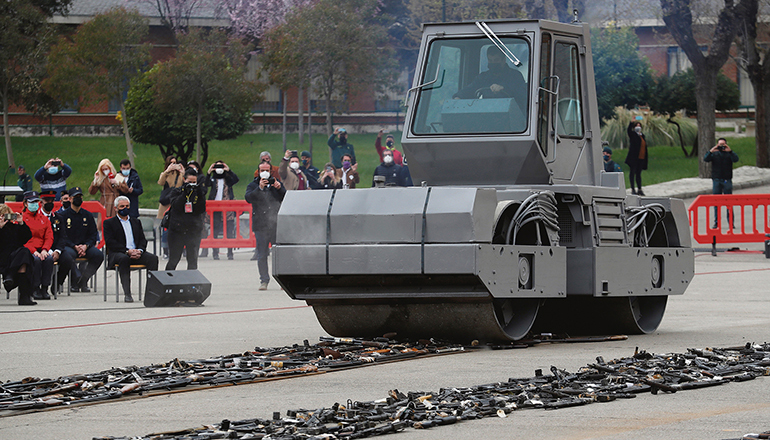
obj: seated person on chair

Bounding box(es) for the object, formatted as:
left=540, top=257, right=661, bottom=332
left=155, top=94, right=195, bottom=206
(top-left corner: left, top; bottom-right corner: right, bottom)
left=103, top=196, right=159, bottom=303
left=453, top=46, right=526, bottom=103
left=0, top=204, right=36, bottom=305
left=39, top=190, right=72, bottom=296
left=60, top=187, right=103, bottom=293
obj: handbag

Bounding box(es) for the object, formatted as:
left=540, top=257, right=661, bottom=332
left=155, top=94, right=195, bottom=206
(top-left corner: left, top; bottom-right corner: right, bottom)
left=160, top=208, right=171, bottom=229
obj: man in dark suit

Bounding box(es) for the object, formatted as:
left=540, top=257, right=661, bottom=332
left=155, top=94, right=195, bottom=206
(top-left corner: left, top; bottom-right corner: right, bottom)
left=103, top=196, right=158, bottom=302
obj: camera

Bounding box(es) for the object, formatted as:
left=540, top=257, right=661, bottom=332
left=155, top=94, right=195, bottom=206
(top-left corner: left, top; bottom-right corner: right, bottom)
left=3, top=213, right=17, bottom=221
left=717, top=145, right=725, bottom=151
left=214, top=163, right=225, bottom=169
left=51, top=160, right=61, bottom=166
left=266, top=176, right=275, bottom=185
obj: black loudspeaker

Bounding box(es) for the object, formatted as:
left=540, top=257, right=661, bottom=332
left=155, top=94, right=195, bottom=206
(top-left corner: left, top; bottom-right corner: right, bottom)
left=144, top=270, right=211, bottom=307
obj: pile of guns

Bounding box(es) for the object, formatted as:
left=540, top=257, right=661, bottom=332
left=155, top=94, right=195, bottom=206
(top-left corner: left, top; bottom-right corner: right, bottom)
left=93, top=343, right=770, bottom=440
left=0, top=337, right=465, bottom=414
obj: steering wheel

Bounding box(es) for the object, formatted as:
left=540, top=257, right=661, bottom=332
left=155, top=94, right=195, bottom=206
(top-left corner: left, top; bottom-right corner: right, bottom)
left=475, top=86, right=511, bottom=99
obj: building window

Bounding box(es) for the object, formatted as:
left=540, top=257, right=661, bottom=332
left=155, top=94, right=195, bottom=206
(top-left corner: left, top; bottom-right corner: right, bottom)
left=667, top=46, right=707, bottom=76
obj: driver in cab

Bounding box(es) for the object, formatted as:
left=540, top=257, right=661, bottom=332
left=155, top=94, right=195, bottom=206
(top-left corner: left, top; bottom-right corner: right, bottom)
left=453, top=46, right=526, bottom=101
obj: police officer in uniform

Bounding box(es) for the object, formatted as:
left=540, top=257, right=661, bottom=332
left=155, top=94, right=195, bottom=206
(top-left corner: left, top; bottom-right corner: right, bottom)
left=39, top=190, right=72, bottom=295
left=60, top=187, right=103, bottom=292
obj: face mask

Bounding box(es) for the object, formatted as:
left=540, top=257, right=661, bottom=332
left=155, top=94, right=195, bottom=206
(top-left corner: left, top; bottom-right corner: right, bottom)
left=634, top=126, right=642, bottom=134
left=61, top=201, right=71, bottom=210
left=342, top=161, right=351, bottom=170
left=44, top=201, right=54, bottom=212
left=186, top=182, right=198, bottom=188
left=215, top=168, right=224, bottom=175
left=27, top=202, right=39, bottom=212
left=48, top=167, right=58, bottom=175
left=72, top=198, right=83, bottom=207
left=259, top=171, right=271, bottom=179
left=289, top=162, right=300, bottom=170
left=118, top=207, right=130, bottom=217
left=386, top=140, right=394, bottom=148
left=603, top=154, right=610, bottom=162
left=301, top=159, right=309, bottom=166
left=121, top=169, right=130, bottom=176
left=383, top=155, right=394, bottom=164
left=103, top=169, right=110, bottom=176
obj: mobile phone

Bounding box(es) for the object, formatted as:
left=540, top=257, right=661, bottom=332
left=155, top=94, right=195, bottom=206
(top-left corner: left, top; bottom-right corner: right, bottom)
left=634, top=116, right=643, bottom=121
left=3, top=213, right=16, bottom=221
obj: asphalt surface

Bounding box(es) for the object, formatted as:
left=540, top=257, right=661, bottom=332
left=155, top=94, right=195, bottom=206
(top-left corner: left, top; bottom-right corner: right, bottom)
left=1, top=183, right=769, bottom=440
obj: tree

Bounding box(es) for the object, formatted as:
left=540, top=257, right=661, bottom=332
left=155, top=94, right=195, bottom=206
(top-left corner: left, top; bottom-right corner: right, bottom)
left=590, top=27, right=654, bottom=123
left=127, top=0, right=209, bottom=32
left=735, top=0, right=770, bottom=167
left=145, top=28, right=260, bottom=166
left=649, top=69, right=740, bottom=157
left=125, top=64, right=254, bottom=166
left=660, top=0, right=748, bottom=177
left=44, top=7, right=151, bottom=166
left=263, top=0, right=394, bottom=136
left=0, top=0, right=69, bottom=168
left=228, top=0, right=315, bottom=149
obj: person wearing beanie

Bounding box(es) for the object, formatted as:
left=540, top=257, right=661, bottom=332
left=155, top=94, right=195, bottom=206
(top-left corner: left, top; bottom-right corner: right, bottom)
left=602, top=146, right=622, bottom=173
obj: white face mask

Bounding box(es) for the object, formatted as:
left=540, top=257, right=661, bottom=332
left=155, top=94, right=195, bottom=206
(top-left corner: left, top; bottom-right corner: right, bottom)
left=289, top=161, right=300, bottom=170
left=383, top=155, right=394, bottom=164
left=215, top=168, right=224, bottom=175
left=259, top=171, right=271, bottom=179
left=103, top=169, right=110, bottom=176
left=634, top=126, right=642, bottom=134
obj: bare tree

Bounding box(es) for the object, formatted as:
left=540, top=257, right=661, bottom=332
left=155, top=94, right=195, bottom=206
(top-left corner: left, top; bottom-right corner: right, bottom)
left=661, top=0, right=747, bottom=177
left=735, top=0, right=770, bottom=167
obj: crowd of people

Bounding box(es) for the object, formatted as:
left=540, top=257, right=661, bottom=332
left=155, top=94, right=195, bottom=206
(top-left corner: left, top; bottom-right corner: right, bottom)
left=2, top=128, right=414, bottom=303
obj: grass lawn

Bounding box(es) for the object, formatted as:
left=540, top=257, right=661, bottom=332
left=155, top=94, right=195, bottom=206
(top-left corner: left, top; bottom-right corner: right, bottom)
left=611, top=135, right=757, bottom=189
left=2, top=132, right=392, bottom=209
left=3, top=133, right=758, bottom=208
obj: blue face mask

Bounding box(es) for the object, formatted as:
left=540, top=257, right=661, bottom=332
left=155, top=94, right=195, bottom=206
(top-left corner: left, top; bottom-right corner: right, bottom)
left=121, top=169, right=130, bottom=177
left=27, top=202, right=39, bottom=212
left=48, top=167, right=58, bottom=175
left=118, top=207, right=130, bottom=217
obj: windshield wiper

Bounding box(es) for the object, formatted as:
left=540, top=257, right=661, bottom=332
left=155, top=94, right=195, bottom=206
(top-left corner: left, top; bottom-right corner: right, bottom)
left=476, top=21, right=521, bottom=66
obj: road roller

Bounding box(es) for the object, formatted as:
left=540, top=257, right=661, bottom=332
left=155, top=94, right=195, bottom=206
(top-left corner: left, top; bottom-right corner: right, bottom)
left=273, top=18, right=694, bottom=342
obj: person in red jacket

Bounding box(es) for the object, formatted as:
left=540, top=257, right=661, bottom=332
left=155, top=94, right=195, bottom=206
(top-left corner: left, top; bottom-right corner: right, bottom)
left=21, top=191, right=54, bottom=300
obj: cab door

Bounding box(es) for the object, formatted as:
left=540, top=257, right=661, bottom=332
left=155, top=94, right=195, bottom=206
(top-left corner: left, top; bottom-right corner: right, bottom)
left=537, top=34, right=586, bottom=182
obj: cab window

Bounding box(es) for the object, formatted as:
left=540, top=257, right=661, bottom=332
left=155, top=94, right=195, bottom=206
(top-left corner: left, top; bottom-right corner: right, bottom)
left=411, top=37, right=530, bottom=135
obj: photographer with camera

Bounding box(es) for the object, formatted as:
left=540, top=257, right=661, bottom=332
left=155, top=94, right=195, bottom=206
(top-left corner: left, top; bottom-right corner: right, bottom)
left=245, top=162, right=285, bottom=290
left=204, top=160, right=239, bottom=260
left=165, top=169, right=207, bottom=271
left=319, top=163, right=342, bottom=189
left=704, top=137, right=739, bottom=228
left=372, top=149, right=410, bottom=187
left=34, top=158, right=72, bottom=201
left=0, top=204, right=36, bottom=305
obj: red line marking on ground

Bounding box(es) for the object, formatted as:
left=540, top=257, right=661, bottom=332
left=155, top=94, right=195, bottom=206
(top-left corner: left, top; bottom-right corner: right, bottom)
left=695, top=268, right=770, bottom=276
left=0, top=305, right=310, bottom=335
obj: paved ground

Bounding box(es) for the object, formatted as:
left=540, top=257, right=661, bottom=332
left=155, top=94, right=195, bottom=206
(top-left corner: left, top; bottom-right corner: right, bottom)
left=1, top=181, right=769, bottom=440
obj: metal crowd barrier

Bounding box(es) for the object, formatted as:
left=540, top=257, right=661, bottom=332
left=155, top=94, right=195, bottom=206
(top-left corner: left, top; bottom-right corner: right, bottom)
left=199, top=200, right=256, bottom=249
left=687, top=194, right=770, bottom=255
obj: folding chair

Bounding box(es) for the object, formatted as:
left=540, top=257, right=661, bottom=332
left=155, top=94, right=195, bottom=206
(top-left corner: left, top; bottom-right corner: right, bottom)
left=103, top=248, right=146, bottom=303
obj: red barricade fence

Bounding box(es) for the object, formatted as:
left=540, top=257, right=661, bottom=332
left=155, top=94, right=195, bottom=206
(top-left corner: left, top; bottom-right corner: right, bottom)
left=5, top=200, right=108, bottom=249
left=199, top=200, right=256, bottom=249
left=688, top=194, right=770, bottom=245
